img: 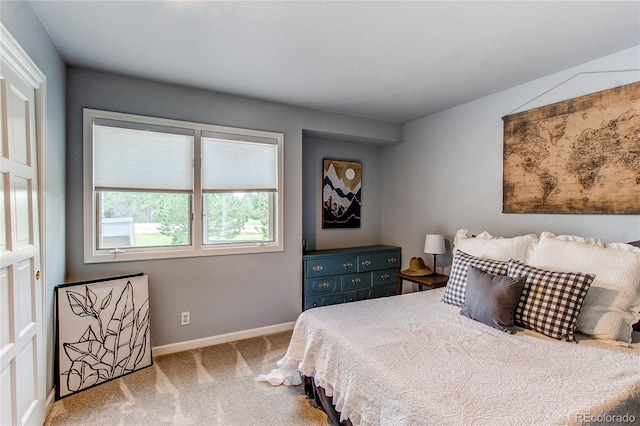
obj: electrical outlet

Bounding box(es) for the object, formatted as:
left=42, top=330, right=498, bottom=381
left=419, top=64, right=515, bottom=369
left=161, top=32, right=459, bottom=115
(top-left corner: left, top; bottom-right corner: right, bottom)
left=181, top=311, right=190, bottom=326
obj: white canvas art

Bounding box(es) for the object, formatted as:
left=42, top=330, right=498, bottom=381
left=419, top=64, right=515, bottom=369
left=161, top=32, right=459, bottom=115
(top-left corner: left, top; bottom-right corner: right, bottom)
left=55, top=274, right=152, bottom=399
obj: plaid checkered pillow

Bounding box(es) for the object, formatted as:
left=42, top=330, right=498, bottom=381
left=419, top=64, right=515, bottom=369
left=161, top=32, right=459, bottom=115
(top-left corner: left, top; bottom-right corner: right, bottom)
left=441, top=251, right=509, bottom=307
left=509, top=260, right=594, bottom=342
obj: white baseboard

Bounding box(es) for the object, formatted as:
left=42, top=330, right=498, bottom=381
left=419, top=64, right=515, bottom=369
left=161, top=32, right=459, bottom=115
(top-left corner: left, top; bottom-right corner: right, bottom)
left=152, top=321, right=296, bottom=357
left=46, top=387, right=56, bottom=418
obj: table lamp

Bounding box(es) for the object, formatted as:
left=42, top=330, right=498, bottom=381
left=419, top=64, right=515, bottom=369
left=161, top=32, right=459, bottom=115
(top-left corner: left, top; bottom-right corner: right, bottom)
left=424, top=234, right=446, bottom=276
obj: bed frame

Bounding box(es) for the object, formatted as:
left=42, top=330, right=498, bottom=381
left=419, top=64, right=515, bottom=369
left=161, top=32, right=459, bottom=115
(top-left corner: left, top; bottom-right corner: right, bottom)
left=304, top=376, right=351, bottom=426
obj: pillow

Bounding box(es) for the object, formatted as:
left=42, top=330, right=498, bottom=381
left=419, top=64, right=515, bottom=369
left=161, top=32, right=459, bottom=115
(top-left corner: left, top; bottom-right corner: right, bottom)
left=453, top=229, right=538, bottom=262
left=509, top=260, right=594, bottom=342
left=528, top=233, right=640, bottom=345
left=460, top=266, right=526, bottom=333
left=441, top=250, right=509, bottom=307
left=536, top=231, right=605, bottom=247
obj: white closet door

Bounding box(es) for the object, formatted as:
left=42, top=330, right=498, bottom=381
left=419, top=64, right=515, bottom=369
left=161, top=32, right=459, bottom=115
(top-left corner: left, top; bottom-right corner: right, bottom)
left=0, top=45, right=45, bottom=426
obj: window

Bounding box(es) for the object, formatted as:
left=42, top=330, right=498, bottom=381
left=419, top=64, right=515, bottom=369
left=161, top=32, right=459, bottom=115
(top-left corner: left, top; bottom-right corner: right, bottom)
left=83, top=109, right=283, bottom=263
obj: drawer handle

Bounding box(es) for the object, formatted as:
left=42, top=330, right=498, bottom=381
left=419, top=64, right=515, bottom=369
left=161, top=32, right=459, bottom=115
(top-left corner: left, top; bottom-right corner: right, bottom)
left=361, top=260, right=371, bottom=267
left=343, top=262, right=353, bottom=269
left=381, top=274, right=390, bottom=280
left=352, top=278, right=361, bottom=284
left=318, top=282, right=330, bottom=289
left=312, top=265, right=324, bottom=272
left=388, top=257, right=397, bottom=264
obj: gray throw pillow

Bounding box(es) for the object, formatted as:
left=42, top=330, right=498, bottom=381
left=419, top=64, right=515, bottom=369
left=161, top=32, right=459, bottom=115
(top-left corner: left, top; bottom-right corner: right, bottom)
left=460, top=266, right=526, bottom=333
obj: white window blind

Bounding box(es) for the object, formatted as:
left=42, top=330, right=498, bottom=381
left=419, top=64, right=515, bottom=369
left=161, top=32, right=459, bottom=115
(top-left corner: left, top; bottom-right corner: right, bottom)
left=94, top=120, right=194, bottom=192
left=201, top=132, right=278, bottom=192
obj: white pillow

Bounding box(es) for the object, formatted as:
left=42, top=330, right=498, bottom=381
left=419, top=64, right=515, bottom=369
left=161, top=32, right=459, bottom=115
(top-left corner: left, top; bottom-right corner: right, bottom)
left=537, top=231, right=605, bottom=247
left=528, top=233, right=640, bottom=346
left=453, top=229, right=538, bottom=263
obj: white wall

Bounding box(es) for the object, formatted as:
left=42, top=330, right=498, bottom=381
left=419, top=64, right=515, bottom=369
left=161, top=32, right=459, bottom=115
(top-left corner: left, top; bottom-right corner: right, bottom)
left=65, top=67, right=401, bottom=347
left=382, top=46, right=640, bottom=270
left=1, top=2, right=67, bottom=394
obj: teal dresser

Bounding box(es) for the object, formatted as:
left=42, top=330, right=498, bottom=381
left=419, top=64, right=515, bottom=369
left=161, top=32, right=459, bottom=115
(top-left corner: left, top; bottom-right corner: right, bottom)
left=303, top=245, right=402, bottom=310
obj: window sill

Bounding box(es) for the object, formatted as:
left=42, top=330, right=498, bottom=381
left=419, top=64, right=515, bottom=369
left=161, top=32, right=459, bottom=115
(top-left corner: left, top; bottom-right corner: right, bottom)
left=84, top=243, right=284, bottom=263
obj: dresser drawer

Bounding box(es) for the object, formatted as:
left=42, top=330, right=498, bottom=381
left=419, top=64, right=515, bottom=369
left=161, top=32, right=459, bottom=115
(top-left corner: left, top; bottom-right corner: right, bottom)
left=305, top=291, right=357, bottom=310
left=305, top=276, right=340, bottom=295
left=372, top=268, right=400, bottom=286
left=357, top=283, right=399, bottom=300
left=305, top=256, right=357, bottom=278
left=342, top=272, right=372, bottom=291
left=357, top=251, right=401, bottom=272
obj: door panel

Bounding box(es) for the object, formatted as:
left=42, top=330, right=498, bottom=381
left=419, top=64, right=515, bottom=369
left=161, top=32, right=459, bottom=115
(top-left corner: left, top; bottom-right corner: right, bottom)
left=7, top=83, right=29, bottom=166
left=0, top=173, right=7, bottom=251
left=17, top=260, right=33, bottom=335
left=14, top=177, right=32, bottom=248
left=17, top=338, right=37, bottom=423
left=0, top=79, right=5, bottom=157
left=1, top=363, right=14, bottom=425
left=1, top=267, right=10, bottom=350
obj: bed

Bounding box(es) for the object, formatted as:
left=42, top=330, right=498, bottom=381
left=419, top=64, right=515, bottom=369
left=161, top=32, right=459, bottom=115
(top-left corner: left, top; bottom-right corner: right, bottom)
left=259, top=231, right=640, bottom=425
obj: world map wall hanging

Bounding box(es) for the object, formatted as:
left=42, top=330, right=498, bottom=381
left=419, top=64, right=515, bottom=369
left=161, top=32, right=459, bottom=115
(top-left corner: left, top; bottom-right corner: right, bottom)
left=502, top=81, right=640, bottom=214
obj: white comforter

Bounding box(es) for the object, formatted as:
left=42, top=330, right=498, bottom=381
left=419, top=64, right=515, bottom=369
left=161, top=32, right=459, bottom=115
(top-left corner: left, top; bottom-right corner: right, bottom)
left=262, top=289, right=640, bottom=425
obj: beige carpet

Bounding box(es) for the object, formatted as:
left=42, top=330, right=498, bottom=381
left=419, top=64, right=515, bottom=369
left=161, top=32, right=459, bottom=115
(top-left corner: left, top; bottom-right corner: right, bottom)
left=45, top=331, right=328, bottom=425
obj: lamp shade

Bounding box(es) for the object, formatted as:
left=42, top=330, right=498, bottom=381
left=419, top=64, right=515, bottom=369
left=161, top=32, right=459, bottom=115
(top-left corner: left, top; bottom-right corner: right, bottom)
left=424, top=234, right=446, bottom=254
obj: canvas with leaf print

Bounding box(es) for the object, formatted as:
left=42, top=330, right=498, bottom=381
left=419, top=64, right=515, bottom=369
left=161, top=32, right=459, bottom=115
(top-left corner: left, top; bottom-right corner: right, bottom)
left=323, top=159, right=362, bottom=229
left=55, top=273, right=152, bottom=399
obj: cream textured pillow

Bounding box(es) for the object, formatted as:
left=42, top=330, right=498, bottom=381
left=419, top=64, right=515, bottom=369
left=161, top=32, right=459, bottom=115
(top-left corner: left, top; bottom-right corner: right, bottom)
left=528, top=233, right=640, bottom=345
left=540, top=233, right=605, bottom=246
left=453, top=229, right=538, bottom=262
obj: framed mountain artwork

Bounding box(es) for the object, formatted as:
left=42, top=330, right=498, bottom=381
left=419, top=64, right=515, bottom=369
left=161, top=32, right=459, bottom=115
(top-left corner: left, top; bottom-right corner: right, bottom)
left=54, top=273, right=152, bottom=399
left=322, top=159, right=362, bottom=229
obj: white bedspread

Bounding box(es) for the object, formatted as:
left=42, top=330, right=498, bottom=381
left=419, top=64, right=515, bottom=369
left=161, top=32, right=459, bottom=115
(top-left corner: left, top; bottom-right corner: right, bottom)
left=261, top=289, right=640, bottom=425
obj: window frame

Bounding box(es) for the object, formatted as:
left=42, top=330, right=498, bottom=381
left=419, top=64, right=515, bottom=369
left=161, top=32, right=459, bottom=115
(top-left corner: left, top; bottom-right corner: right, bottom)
left=83, top=108, right=284, bottom=263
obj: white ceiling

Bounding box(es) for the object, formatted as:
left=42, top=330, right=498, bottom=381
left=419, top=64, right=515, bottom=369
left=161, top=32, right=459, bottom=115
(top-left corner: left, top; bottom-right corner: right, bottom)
left=30, top=1, right=640, bottom=124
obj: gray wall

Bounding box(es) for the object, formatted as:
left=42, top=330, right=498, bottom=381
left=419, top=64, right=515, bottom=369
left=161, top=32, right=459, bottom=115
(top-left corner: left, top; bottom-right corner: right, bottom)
left=382, top=46, right=640, bottom=270
left=0, top=1, right=67, bottom=395
left=65, top=67, right=402, bottom=347
left=302, top=137, right=384, bottom=251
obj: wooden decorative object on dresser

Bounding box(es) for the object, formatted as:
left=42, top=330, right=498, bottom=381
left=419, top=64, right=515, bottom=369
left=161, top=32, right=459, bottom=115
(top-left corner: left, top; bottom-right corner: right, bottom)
left=303, top=245, right=401, bottom=310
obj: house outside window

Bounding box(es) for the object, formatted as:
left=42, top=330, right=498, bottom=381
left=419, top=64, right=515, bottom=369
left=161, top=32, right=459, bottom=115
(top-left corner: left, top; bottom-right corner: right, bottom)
left=83, top=109, right=283, bottom=263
